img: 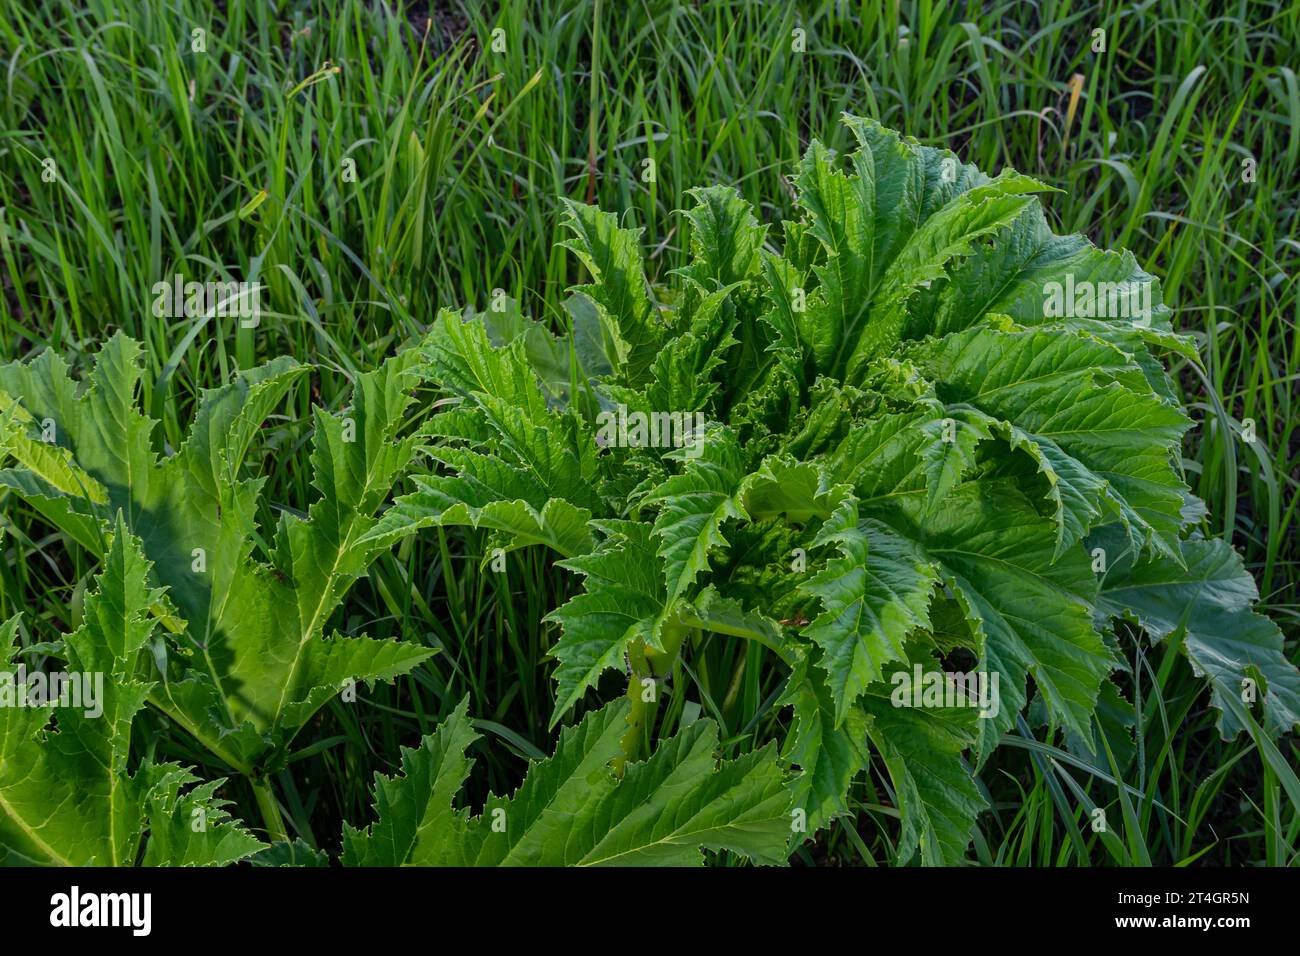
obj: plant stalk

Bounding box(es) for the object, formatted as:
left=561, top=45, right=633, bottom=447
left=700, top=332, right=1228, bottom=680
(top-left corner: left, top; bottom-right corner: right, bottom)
left=251, top=777, right=288, bottom=844
left=616, top=620, right=689, bottom=771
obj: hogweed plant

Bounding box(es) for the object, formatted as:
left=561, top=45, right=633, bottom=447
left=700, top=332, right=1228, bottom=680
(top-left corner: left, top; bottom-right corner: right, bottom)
left=0, top=116, right=1296, bottom=866
left=369, top=117, right=1300, bottom=864
left=0, top=336, right=435, bottom=842
left=0, top=515, right=265, bottom=865
left=0, top=328, right=793, bottom=865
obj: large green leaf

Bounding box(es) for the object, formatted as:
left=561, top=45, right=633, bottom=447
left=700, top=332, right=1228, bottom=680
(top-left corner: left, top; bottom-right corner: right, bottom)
left=544, top=522, right=665, bottom=725
left=909, top=325, right=1191, bottom=558
left=0, top=334, right=433, bottom=771
left=1097, top=531, right=1300, bottom=739
left=642, top=428, right=746, bottom=607
left=872, top=484, right=1110, bottom=762
left=778, top=652, right=870, bottom=836
left=364, top=310, right=602, bottom=554
left=802, top=511, right=939, bottom=724
left=0, top=518, right=263, bottom=866
left=862, top=647, right=987, bottom=866
left=559, top=201, right=663, bottom=383
left=343, top=698, right=791, bottom=866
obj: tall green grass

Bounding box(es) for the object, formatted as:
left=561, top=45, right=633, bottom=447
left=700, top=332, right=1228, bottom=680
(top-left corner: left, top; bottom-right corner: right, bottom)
left=1, top=0, right=1296, bottom=864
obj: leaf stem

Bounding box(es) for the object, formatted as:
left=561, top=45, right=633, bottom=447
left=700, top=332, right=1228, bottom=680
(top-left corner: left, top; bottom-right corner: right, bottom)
left=251, top=777, right=288, bottom=844
left=616, top=620, right=690, bottom=770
